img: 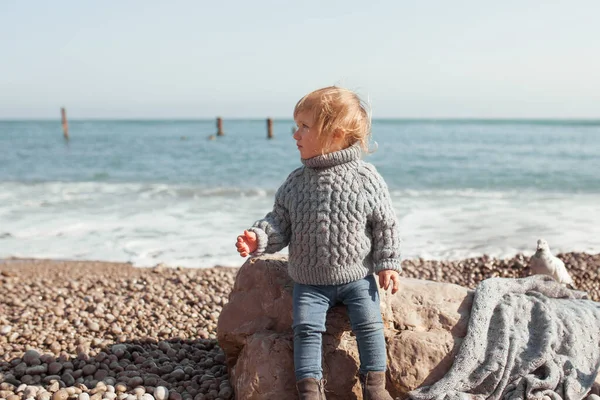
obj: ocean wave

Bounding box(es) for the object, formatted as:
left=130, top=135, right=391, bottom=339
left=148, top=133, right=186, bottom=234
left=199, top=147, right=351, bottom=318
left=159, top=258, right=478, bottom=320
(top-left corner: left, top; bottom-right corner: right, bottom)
left=0, top=181, right=276, bottom=201
left=2, top=181, right=600, bottom=268
left=392, top=188, right=600, bottom=200
left=1, top=181, right=593, bottom=200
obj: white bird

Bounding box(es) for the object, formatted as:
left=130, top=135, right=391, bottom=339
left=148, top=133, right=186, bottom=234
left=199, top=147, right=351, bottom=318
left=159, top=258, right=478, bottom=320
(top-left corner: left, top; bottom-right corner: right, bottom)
left=530, top=239, right=574, bottom=286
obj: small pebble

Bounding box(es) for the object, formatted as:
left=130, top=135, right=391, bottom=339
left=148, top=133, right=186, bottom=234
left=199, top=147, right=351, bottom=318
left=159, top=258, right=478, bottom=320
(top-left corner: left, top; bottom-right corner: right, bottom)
left=153, top=387, right=168, bottom=400
left=38, top=393, right=52, bottom=400
left=52, top=390, right=68, bottom=400
left=114, top=384, right=127, bottom=394
left=47, top=382, right=59, bottom=393
left=24, top=387, right=39, bottom=398
left=23, top=350, right=41, bottom=366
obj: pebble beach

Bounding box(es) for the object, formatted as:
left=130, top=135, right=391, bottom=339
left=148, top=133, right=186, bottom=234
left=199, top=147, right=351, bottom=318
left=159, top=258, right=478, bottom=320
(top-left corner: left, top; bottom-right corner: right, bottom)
left=1, top=252, right=599, bottom=400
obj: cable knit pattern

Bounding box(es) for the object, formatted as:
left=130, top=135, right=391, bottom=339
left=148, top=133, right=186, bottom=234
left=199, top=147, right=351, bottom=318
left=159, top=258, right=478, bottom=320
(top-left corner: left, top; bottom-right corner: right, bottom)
left=409, top=275, right=600, bottom=400
left=249, top=143, right=402, bottom=285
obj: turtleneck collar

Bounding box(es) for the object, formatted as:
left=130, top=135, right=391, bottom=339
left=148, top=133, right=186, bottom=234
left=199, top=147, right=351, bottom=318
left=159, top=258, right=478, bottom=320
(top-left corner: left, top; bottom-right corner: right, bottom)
left=301, top=141, right=362, bottom=169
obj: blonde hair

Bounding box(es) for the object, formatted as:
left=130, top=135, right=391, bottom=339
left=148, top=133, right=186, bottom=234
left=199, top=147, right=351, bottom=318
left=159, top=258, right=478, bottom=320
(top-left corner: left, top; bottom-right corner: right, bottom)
left=294, top=86, right=372, bottom=152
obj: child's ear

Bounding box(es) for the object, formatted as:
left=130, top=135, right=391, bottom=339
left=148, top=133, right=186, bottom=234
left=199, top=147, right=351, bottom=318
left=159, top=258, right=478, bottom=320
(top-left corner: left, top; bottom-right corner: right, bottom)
left=332, top=128, right=345, bottom=142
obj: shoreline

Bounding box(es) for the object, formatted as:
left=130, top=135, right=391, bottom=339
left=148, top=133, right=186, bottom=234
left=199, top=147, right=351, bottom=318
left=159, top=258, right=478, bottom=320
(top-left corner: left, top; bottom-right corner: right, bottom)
left=1, top=252, right=599, bottom=399
left=0, top=257, right=241, bottom=269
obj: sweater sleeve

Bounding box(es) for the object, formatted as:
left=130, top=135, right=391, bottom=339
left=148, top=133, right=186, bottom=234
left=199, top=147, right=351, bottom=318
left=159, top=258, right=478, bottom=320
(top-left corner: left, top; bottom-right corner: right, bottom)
left=247, top=175, right=293, bottom=257
left=362, top=166, right=403, bottom=274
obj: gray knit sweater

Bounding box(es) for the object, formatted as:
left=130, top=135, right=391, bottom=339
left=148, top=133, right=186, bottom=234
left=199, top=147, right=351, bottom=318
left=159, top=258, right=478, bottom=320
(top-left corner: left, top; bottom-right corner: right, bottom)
left=249, top=142, right=402, bottom=285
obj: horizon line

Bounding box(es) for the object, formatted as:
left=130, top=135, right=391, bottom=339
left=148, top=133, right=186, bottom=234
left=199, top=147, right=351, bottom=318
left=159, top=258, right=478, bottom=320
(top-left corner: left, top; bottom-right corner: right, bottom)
left=1, top=117, right=600, bottom=122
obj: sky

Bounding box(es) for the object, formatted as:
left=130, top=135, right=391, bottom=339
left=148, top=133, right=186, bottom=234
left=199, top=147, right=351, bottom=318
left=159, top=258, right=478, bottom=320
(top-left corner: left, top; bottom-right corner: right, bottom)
left=1, top=0, right=599, bottom=119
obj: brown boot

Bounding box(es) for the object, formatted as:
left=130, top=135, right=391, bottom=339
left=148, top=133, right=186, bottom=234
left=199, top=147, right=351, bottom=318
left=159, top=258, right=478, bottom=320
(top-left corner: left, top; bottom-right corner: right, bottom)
left=359, top=372, right=393, bottom=400
left=296, top=377, right=327, bottom=400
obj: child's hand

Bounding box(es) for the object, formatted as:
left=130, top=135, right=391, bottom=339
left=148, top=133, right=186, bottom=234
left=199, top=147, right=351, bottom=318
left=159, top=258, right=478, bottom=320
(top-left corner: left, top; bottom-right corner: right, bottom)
left=236, top=230, right=258, bottom=257
left=378, top=270, right=400, bottom=294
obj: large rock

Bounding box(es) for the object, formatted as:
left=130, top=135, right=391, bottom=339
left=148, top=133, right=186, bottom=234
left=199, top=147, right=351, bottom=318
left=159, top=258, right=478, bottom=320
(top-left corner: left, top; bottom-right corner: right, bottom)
left=217, top=255, right=473, bottom=399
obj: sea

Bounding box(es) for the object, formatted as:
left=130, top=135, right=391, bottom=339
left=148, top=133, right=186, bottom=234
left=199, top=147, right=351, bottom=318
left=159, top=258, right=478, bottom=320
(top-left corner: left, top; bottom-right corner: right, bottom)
left=1, top=119, right=599, bottom=268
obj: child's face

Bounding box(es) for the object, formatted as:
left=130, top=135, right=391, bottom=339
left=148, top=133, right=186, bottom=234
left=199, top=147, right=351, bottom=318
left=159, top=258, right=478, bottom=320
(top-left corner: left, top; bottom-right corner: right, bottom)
left=293, top=110, right=326, bottom=159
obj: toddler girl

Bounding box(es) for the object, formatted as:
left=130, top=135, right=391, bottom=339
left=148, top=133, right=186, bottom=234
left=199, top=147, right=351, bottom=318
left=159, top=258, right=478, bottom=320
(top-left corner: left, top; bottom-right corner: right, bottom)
left=236, top=86, right=401, bottom=400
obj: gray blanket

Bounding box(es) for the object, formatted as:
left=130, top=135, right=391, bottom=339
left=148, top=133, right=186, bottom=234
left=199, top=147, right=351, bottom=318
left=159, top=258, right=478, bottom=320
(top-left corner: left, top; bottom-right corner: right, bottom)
left=408, top=275, right=600, bottom=400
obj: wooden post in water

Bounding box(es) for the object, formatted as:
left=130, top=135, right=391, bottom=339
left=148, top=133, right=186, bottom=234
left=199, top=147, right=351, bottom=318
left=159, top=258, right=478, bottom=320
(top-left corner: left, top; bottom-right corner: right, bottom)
left=267, top=118, right=273, bottom=139
left=61, top=107, right=69, bottom=140
left=216, top=117, right=224, bottom=136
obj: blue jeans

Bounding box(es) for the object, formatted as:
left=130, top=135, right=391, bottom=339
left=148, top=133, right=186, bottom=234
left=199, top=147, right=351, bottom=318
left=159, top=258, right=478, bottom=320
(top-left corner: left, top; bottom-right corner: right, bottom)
left=292, top=274, right=387, bottom=381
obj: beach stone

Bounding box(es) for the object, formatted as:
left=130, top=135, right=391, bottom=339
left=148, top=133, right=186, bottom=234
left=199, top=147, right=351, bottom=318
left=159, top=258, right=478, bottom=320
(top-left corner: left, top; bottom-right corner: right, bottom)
left=78, top=394, right=90, bottom=400
left=49, top=342, right=62, bottom=354
left=171, top=369, right=185, bottom=381
left=217, top=387, right=232, bottom=399
left=52, top=390, right=68, bottom=400
left=143, top=377, right=158, bottom=387
left=153, top=387, right=168, bottom=400
left=48, top=362, right=63, bottom=375
left=24, top=386, right=39, bottom=398
left=129, top=377, right=144, bottom=388
left=111, top=344, right=127, bottom=357
left=90, top=382, right=106, bottom=395
left=21, top=375, right=35, bottom=385
left=217, top=256, right=473, bottom=399
left=62, top=373, right=75, bottom=387
left=38, top=392, right=52, bottom=400
left=75, top=384, right=88, bottom=392
left=65, top=387, right=80, bottom=396
left=40, top=354, right=55, bottom=364
left=0, top=383, right=15, bottom=392
left=114, top=384, right=126, bottom=394
left=82, top=365, right=97, bottom=376
left=47, top=382, right=60, bottom=393
left=23, top=350, right=41, bottom=366
left=94, top=369, right=109, bottom=381
left=27, top=365, right=48, bottom=375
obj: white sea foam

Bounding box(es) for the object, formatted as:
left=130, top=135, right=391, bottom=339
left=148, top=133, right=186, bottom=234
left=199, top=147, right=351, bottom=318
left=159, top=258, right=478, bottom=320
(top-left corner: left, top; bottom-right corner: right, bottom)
left=1, top=182, right=599, bottom=267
